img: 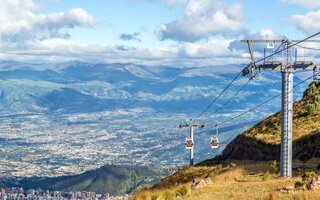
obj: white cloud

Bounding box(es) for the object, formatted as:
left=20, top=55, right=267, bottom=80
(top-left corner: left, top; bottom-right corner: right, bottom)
left=229, top=29, right=287, bottom=54
left=0, top=0, right=251, bottom=67
left=131, top=0, right=187, bottom=6
left=0, top=38, right=179, bottom=65
left=155, top=0, right=247, bottom=42
left=279, top=0, right=320, bottom=9
left=179, top=39, right=238, bottom=58
left=249, top=29, right=287, bottom=41
left=0, top=0, right=248, bottom=68
left=0, top=37, right=252, bottom=67
left=159, top=0, right=187, bottom=6
left=290, top=10, right=320, bottom=35
left=0, top=0, right=95, bottom=43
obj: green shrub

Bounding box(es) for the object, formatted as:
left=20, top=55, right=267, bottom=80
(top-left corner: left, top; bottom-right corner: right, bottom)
left=294, top=181, right=305, bottom=190
left=314, top=95, right=320, bottom=104
left=207, top=171, right=216, bottom=180
left=150, top=194, right=160, bottom=200
left=270, top=160, right=279, bottom=174
left=317, top=163, right=320, bottom=171
left=230, top=162, right=237, bottom=168
left=308, top=104, right=316, bottom=115
left=262, top=171, right=270, bottom=181
left=175, top=185, right=190, bottom=197
left=302, top=171, right=318, bottom=189
left=315, top=102, right=319, bottom=111
left=308, top=84, right=317, bottom=97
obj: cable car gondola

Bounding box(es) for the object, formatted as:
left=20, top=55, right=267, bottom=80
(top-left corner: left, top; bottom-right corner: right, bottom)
left=210, top=124, right=219, bottom=148
left=185, top=137, right=193, bottom=149
left=210, top=137, right=219, bottom=148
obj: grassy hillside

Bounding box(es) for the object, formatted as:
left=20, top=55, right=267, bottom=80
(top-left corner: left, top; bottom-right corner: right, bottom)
left=219, top=81, right=320, bottom=162
left=130, top=159, right=320, bottom=200
left=129, top=81, right=320, bottom=200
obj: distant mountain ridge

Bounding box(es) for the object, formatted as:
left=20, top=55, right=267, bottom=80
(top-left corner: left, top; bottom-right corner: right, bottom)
left=0, top=60, right=304, bottom=117
left=0, top=61, right=246, bottom=114
left=0, top=165, right=175, bottom=196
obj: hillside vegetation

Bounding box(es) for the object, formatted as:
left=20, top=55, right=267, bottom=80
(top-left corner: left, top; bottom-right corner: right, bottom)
left=131, top=159, right=320, bottom=200
left=129, top=81, right=320, bottom=200
left=2, top=165, right=174, bottom=196
left=219, top=81, right=320, bottom=162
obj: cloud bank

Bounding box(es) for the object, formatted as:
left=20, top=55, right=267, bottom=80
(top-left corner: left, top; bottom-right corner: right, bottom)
left=290, top=10, right=320, bottom=35
left=1, top=0, right=306, bottom=68
left=155, top=0, right=247, bottom=42
left=0, top=0, right=95, bottom=43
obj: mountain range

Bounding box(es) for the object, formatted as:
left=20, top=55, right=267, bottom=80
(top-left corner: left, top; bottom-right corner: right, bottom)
left=0, top=60, right=314, bottom=169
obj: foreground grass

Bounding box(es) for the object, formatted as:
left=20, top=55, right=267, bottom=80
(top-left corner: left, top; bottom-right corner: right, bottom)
left=130, top=159, right=320, bottom=200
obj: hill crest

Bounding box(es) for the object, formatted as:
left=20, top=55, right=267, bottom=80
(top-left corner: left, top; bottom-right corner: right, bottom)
left=218, top=81, right=320, bottom=161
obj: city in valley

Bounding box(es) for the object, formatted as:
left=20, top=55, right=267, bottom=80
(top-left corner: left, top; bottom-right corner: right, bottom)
left=0, top=187, right=129, bottom=200
left=0, top=109, right=187, bottom=177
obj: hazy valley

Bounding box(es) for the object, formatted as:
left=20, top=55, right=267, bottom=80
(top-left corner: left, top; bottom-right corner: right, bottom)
left=0, top=61, right=313, bottom=178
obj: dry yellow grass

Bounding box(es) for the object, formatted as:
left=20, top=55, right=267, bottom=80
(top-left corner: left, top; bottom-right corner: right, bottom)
left=240, top=81, right=320, bottom=146
left=130, top=159, right=320, bottom=200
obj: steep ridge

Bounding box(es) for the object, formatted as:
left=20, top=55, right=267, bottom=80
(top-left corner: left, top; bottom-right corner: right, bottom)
left=219, top=81, right=320, bottom=162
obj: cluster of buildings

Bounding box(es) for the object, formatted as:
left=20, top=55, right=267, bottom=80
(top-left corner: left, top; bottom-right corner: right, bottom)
left=0, top=110, right=174, bottom=178
left=0, top=187, right=129, bottom=200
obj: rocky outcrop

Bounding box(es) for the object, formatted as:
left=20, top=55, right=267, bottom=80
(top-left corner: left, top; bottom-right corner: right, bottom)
left=310, top=176, right=320, bottom=190
left=191, top=178, right=211, bottom=189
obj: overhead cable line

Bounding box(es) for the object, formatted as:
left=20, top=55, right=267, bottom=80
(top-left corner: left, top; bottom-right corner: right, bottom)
left=212, top=79, right=251, bottom=114
left=215, top=73, right=316, bottom=127
left=194, top=32, right=320, bottom=121
left=209, top=42, right=285, bottom=116
left=295, top=44, right=320, bottom=51
left=213, top=32, right=320, bottom=126
left=194, top=70, right=242, bottom=120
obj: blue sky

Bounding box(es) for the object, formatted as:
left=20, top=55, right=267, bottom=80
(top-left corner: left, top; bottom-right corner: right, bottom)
left=1, top=0, right=320, bottom=66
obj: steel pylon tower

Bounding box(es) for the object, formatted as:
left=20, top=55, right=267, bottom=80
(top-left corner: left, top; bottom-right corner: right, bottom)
left=179, top=119, right=204, bottom=166
left=241, top=39, right=320, bottom=177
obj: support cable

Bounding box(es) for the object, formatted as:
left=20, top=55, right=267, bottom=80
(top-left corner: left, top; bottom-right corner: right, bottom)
left=216, top=73, right=316, bottom=127
left=213, top=79, right=251, bottom=114
left=194, top=31, right=320, bottom=121
left=214, top=32, right=320, bottom=125
left=194, top=70, right=242, bottom=120
left=295, top=44, right=320, bottom=51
